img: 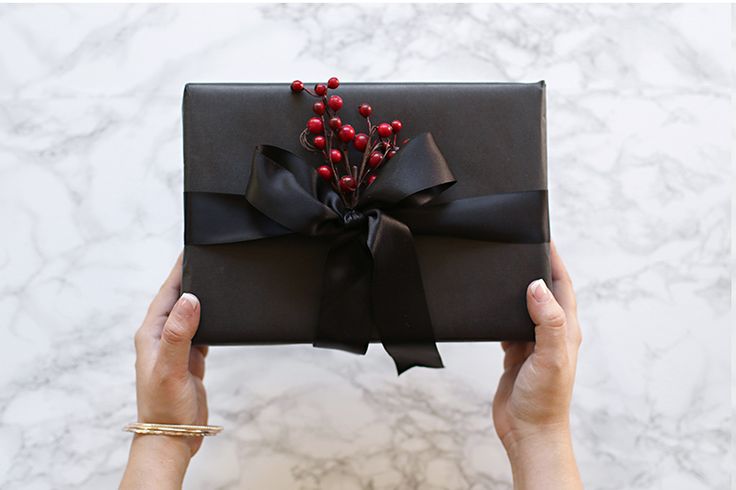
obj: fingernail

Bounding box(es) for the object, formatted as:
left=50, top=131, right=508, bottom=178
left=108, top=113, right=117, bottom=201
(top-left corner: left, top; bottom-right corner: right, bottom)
left=530, top=279, right=550, bottom=303
left=177, top=293, right=198, bottom=317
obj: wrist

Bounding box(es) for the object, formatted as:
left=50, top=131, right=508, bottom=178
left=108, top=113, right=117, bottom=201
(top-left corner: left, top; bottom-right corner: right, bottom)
left=124, top=435, right=192, bottom=488
left=502, top=425, right=582, bottom=490
left=131, top=433, right=193, bottom=457
left=501, top=423, right=571, bottom=459
left=503, top=425, right=572, bottom=462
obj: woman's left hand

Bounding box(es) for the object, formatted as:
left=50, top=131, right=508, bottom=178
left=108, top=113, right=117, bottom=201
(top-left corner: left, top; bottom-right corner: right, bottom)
left=121, top=254, right=209, bottom=489
left=133, top=253, right=209, bottom=455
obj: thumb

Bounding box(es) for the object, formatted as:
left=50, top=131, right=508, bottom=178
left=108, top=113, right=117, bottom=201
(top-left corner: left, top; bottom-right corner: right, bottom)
left=158, top=293, right=201, bottom=374
left=526, top=279, right=568, bottom=360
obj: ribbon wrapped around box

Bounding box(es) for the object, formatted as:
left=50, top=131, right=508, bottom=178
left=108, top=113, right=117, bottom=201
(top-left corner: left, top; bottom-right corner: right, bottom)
left=182, top=82, right=551, bottom=374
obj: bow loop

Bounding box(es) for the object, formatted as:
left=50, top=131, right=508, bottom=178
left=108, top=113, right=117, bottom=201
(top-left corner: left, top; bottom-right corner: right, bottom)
left=246, top=144, right=343, bottom=236
left=360, top=133, right=456, bottom=209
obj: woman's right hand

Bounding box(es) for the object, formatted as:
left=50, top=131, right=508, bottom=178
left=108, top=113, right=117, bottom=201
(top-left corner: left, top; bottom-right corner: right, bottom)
left=492, top=243, right=583, bottom=489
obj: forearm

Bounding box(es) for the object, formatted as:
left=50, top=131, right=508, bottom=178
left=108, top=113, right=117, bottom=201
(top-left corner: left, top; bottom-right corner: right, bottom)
left=505, top=429, right=583, bottom=490
left=120, top=435, right=192, bottom=490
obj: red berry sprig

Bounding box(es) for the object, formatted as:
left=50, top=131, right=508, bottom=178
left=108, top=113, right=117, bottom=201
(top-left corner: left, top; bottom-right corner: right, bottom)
left=291, top=76, right=406, bottom=207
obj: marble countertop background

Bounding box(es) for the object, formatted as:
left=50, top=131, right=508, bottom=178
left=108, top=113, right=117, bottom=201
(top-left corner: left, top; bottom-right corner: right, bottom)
left=0, top=4, right=731, bottom=489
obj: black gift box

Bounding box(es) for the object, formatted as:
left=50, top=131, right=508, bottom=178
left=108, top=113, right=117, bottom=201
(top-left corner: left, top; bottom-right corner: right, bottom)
left=182, top=82, right=550, bottom=370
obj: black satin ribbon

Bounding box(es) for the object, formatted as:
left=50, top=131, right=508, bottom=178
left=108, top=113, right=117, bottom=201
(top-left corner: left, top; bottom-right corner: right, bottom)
left=185, top=133, right=549, bottom=374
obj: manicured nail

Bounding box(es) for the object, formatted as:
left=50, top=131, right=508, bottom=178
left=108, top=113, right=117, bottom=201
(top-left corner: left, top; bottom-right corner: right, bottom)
left=530, top=279, right=550, bottom=303
left=177, top=293, right=198, bottom=317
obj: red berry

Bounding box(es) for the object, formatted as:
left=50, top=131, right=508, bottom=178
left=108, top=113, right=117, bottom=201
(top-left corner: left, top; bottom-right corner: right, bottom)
left=329, top=116, right=342, bottom=130
left=313, top=101, right=325, bottom=115
left=367, top=175, right=377, bottom=185
left=317, top=165, right=333, bottom=181
left=391, top=120, right=402, bottom=133
left=327, top=77, right=340, bottom=89
left=358, top=103, right=372, bottom=117
left=377, top=123, right=392, bottom=137
left=307, top=117, right=323, bottom=134
left=338, top=124, right=355, bottom=142
left=313, top=135, right=326, bottom=150
left=315, top=83, right=327, bottom=96
left=328, top=95, right=343, bottom=111
left=386, top=149, right=397, bottom=160
left=330, top=149, right=342, bottom=163
left=368, top=151, right=383, bottom=168
left=353, top=133, right=369, bottom=151
left=290, top=80, right=304, bottom=92
left=339, top=175, right=356, bottom=192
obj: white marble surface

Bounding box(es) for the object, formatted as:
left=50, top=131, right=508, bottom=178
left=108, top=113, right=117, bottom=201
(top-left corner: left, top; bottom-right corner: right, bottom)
left=0, top=4, right=731, bottom=489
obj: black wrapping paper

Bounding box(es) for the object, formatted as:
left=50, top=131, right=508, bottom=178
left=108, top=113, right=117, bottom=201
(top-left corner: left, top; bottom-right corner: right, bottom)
left=182, top=82, right=550, bottom=349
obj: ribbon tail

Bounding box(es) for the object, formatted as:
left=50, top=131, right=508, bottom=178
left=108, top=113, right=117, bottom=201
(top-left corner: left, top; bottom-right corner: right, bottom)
left=313, top=232, right=373, bottom=356
left=367, top=211, right=444, bottom=375
left=381, top=344, right=444, bottom=375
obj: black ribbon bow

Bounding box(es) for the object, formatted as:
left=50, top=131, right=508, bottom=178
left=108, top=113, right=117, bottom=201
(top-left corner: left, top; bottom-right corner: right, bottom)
left=185, top=133, right=549, bottom=374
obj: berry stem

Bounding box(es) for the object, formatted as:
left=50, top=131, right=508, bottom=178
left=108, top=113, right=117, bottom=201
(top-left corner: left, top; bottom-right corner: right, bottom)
left=357, top=125, right=379, bottom=185
left=342, top=147, right=351, bottom=175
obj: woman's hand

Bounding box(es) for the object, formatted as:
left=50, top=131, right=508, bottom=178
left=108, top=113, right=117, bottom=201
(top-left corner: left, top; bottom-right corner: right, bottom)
left=121, top=254, right=209, bottom=489
left=492, top=243, right=583, bottom=489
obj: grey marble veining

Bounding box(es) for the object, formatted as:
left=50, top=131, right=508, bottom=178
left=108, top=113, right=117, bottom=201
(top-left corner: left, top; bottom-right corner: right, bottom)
left=0, top=4, right=731, bottom=489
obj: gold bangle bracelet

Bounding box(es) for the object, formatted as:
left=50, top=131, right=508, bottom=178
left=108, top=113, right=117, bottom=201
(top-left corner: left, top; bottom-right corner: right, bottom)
left=123, top=422, right=223, bottom=437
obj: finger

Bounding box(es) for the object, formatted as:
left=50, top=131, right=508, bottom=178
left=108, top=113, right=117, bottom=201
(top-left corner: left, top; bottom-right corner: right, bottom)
left=493, top=361, right=522, bottom=408
left=501, top=341, right=533, bottom=371
left=141, top=253, right=184, bottom=338
left=550, top=242, right=581, bottom=346
left=189, top=347, right=206, bottom=380
left=157, top=293, right=201, bottom=375
left=550, top=242, right=576, bottom=315
left=527, top=279, right=568, bottom=361
left=550, top=242, right=570, bottom=282
left=194, top=344, right=209, bottom=357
